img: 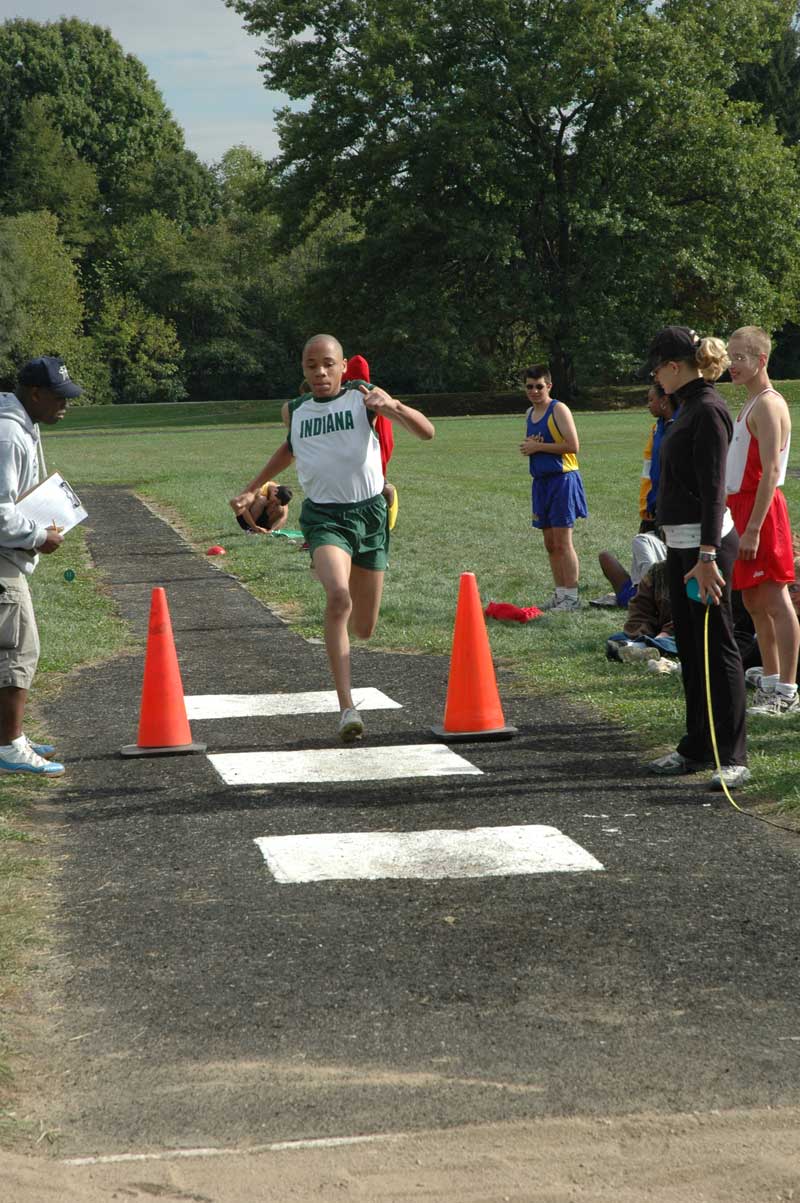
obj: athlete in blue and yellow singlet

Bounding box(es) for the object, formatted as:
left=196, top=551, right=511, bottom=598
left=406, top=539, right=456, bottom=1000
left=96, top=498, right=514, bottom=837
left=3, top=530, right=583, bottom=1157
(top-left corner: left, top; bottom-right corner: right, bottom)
left=520, top=367, right=588, bottom=611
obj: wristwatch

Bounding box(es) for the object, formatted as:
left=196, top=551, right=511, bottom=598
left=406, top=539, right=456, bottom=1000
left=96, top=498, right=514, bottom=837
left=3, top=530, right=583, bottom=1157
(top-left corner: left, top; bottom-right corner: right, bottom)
left=698, top=551, right=717, bottom=563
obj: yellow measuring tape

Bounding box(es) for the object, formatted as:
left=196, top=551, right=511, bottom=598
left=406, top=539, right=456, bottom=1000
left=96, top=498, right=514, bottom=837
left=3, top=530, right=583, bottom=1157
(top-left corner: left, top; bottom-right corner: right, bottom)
left=702, top=602, right=798, bottom=834
left=701, top=604, right=744, bottom=813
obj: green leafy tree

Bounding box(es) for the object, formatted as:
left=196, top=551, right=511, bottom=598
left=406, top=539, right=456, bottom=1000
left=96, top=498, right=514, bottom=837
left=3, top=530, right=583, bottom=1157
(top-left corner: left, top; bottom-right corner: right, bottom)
left=731, top=20, right=800, bottom=145
left=228, top=0, right=800, bottom=397
left=92, top=292, right=186, bottom=404
left=0, top=210, right=109, bottom=402
left=0, top=222, right=31, bottom=386
left=3, top=96, right=101, bottom=251
left=0, top=18, right=215, bottom=227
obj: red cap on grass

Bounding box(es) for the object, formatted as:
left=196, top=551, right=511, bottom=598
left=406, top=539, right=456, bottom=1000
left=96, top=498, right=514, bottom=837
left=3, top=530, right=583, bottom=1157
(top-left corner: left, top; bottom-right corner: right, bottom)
left=206, top=545, right=226, bottom=556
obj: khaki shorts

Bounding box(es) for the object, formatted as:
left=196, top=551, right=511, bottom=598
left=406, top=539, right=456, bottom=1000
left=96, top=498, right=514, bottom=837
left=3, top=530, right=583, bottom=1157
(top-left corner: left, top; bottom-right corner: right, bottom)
left=300, top=496, right=389, bottom=570
left=0, top=560, right=40, bottom=689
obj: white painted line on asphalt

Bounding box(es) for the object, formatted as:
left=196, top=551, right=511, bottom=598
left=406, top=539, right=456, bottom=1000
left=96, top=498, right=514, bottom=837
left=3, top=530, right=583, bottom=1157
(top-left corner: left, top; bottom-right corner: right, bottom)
left=62, top=1133, right=400, bottom=1166
left=209, top=743, right=482, bottom=786
left=185, top=687, right=401, bottom=720
left=253, top=824, right=605, bottom=882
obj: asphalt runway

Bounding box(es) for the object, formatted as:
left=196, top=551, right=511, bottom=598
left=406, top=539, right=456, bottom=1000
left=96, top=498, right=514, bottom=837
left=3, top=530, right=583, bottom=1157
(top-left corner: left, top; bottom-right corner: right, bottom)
left=31, top=486, right=800, bottom=1158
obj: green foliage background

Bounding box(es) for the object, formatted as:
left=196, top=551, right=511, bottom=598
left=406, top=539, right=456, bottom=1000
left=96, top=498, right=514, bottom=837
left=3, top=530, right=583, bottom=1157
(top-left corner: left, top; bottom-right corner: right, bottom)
left=2, top=6, right=800, bottom=401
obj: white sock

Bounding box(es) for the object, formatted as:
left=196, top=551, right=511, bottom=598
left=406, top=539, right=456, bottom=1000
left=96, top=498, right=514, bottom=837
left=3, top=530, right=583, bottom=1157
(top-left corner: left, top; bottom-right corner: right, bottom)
left=760, top=673, right=779, bottom=692
left=776, top=682, right=798, bottom=699
left=560, top=587, right=578, bottom=600
left=0, top=736, right=27, bottom=754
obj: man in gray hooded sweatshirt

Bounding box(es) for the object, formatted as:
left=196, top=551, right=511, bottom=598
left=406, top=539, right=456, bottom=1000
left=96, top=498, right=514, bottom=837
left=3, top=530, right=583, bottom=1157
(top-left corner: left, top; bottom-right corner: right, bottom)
left=0, top=356, right=81, bottom=776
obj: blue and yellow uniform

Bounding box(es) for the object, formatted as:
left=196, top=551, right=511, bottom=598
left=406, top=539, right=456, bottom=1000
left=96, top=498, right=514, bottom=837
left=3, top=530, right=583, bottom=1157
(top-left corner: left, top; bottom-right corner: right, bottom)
left=526, top=400, right=588, bottom=529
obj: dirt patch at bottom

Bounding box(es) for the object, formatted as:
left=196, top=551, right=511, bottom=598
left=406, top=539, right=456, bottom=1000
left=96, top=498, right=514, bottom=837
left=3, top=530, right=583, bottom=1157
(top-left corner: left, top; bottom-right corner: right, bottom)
left=2, top=1106, right=799, bottom=1202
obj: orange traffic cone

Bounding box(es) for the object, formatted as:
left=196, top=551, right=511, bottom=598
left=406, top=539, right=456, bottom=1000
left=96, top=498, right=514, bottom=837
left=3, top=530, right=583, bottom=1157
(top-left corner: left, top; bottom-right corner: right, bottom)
left=120, top=587, right=206, bottom=757
left=431, top=572, right=517, bottom=742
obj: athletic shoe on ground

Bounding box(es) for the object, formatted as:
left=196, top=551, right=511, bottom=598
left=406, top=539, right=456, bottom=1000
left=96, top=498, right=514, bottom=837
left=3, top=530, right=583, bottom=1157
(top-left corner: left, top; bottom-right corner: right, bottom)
left=747, top=685, right=776, bottom=712
left=744, top=666, right=764, bottom=690
left=0, top=743, right=64, bottom=776
left=338, top=707, right=364, bottom=744
left=538, top=592, right=560, bottom=611
left=25, top=736, right=56, bottom=759
left=548, top=594, right=581, bottom=613
left=747, top=691, right=800, bottom=717
left=619, top=642, right=658, bottom=663
left=647, top=657, right=681, bottom=675
left=710, top=764, right=751, bottom=791
left=647, top=750, right=707, bottom=776
left=589, top=591, right=618, bottom=608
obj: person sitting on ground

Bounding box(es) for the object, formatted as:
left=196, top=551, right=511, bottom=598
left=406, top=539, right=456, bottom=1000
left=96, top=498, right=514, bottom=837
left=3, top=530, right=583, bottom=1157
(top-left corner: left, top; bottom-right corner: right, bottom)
left=596, top=532, right=667, bottom=609
left=235, top=481, right=292, bottom=534
left=606, top=560, right=677, bottom=668
left=592, top=382, right=676, bottom=607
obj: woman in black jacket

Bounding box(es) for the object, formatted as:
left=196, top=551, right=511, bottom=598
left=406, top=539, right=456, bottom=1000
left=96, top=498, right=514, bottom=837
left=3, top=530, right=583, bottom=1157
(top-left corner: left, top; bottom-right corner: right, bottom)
left=645, top=326, right=749, bottom=790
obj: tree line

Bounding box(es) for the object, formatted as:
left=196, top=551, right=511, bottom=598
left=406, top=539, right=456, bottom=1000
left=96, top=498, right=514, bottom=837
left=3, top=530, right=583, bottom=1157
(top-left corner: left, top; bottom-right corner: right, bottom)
left=2, top=4, right=800, bottom=403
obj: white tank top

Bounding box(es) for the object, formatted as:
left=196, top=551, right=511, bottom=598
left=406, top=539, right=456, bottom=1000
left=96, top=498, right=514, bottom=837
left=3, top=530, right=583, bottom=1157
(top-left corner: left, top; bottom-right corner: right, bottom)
left=287, top=386, right=384, bottom=504
left=725, top=389, right=790, bottom=495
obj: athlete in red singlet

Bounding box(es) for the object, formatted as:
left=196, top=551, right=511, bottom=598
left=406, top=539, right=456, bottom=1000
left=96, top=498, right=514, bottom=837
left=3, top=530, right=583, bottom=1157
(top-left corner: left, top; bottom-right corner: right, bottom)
left=725, top=326, right=798, bottom=716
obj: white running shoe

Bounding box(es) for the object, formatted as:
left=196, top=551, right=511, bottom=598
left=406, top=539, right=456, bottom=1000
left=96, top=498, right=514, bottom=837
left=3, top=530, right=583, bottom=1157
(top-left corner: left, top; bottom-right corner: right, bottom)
left=338, top=707, right=364, bottom=744
left=0, top=741, right=64, bottom=776
left=710, top=764, right=751, bottom=791
left=747, top=685, right=776, bottom=712
left=647, top=657, right=681, bottom=675
left=619, top=642, right=657, bottom=663
left=548, top=594, right=581, bottom=613
left=747, top=691, right=800, bottom=717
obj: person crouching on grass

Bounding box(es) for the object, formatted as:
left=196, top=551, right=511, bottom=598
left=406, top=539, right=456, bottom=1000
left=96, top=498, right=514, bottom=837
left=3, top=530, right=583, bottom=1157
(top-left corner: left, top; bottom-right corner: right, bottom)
left=230, top=334, right=434, bottom=743
left=519, top=364, right=588, bottom=612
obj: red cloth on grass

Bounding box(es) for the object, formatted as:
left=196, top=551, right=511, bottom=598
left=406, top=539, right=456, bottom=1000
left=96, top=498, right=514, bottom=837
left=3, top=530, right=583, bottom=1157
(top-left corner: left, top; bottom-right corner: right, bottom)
left=342, top=353, right=394, bottom=474
left=484, top=601, right=544, bottom=623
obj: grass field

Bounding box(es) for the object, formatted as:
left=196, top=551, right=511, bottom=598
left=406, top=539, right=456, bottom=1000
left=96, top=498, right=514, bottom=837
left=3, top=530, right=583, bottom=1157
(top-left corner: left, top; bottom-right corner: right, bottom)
left=0, top=387, right=798, bottom=1100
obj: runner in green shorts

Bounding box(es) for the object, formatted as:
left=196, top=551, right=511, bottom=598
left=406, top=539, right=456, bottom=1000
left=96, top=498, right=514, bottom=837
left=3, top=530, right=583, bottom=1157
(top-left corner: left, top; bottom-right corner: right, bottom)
left=301, top=496, right=389, bottom=570
left=231, top=334, right=434, bottom=743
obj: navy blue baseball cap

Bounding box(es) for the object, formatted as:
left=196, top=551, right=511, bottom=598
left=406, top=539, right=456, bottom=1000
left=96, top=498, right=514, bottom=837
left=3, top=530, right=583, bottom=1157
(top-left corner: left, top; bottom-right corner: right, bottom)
left=645, top=326, right=702, bottom=374
left=18, top=356, right=82, bottom=398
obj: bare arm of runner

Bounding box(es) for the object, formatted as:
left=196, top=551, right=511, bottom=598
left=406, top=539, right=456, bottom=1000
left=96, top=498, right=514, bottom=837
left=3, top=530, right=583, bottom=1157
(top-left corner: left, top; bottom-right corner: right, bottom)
left=359, top=385, right=435, bottom=440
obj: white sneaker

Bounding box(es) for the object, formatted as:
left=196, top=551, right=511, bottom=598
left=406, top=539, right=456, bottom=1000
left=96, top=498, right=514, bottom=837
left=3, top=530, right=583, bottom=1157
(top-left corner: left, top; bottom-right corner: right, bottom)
left=338, top=707, right=364, bottom=744
left=744, top=666, right=764, bottom=690
left=647, top=657, right=681, bottom=675
left=538, top=592, right=560, bottom=611
left=710, top=764, right=751, bottom=791
left=0, top=742, right=64, bottom=777
left=548, top=594, right=581, bottom=613
left=747, top=685, right=776, bottom=712
left=619, top=642, right=657, bottom=663
left=747, top=691, right=800, bottom=717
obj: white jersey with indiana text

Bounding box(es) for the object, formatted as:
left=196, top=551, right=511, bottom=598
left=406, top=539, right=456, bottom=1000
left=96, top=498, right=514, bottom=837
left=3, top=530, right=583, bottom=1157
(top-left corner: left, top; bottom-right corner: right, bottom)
left=286, top=384, right=384, bottom=504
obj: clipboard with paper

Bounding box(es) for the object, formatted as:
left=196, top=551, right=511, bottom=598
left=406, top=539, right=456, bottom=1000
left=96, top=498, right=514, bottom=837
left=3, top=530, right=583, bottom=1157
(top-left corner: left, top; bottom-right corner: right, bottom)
left=17, top=473, right=88, bottom=534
